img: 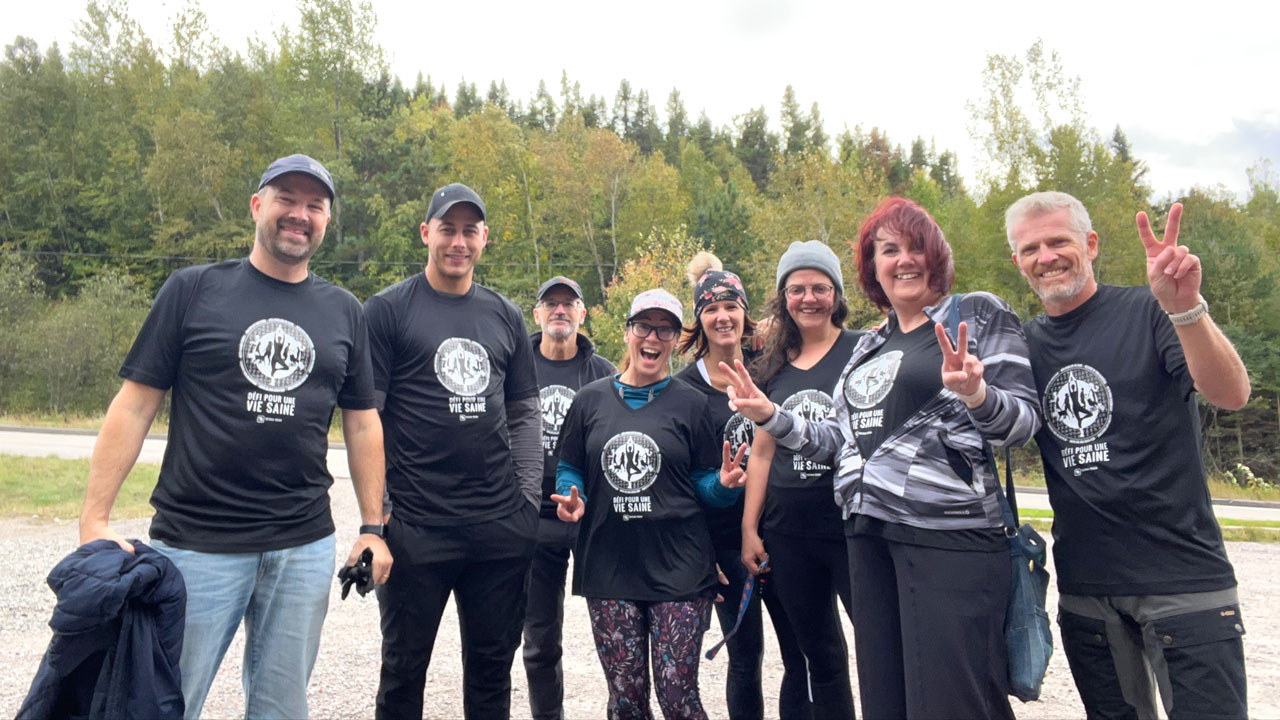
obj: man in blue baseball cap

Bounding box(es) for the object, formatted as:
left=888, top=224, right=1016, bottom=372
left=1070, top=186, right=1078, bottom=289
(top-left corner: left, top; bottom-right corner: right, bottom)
left=80, top=153, right=390, bottom=719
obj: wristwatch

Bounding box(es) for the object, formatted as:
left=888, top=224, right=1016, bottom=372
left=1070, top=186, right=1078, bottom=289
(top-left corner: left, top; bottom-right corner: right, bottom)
left=1167, top=295, right=1209, bottom=326
left=358, top=524, right=385, bottom=538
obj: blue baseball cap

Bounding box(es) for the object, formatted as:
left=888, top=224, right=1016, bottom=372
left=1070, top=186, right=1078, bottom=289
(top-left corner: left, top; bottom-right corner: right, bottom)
left=257, top=154, right=335, bottom=201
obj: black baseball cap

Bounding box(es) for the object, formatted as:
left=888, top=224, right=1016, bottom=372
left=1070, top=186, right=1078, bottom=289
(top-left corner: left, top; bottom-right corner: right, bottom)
left=426, top=183, right=486, bottom=222
left=258, top=154, right=335, bottom=201
left=536, top=275, right=584, bottom=301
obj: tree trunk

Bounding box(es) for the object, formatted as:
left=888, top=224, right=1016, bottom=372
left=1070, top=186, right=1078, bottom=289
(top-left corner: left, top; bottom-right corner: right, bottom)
left=522, top=167, right=540, bottom=283
left=582, top=219, right=607, bottom=299
left=609, top=175, right=620, bottom=274
left=332, top=90, right=344, bottom=246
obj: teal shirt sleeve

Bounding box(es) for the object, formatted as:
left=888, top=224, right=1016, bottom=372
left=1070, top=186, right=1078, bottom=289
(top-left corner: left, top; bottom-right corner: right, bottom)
left=694, top=467, right=741, bottom=508
left=555, top=460, right=586, bottom=502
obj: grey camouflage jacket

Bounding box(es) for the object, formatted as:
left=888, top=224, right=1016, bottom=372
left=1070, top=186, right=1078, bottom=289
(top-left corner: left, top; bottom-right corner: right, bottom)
left=760, top=292, right=1040, bottom=531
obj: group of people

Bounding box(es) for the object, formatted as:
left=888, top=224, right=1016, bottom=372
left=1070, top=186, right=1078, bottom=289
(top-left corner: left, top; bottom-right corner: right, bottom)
left=76, top=152, right=1251, bottom=720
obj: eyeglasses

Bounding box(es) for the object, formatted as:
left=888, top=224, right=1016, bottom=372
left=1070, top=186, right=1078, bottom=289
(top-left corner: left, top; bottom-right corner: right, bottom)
left=627, top=321, right=678, bottom=341
left=784, top=283, right=835, bottom=299
left=537, top=299, right=582, bottom=310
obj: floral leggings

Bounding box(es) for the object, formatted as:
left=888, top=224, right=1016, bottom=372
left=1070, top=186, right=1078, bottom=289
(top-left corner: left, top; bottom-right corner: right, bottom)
left=586, top=597, right=712, bottom=720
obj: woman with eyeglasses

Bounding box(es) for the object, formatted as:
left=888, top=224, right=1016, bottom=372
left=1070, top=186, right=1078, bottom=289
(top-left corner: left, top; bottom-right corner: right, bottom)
left=552, top=288, right=747, bottom=720
left=725, top=198, right=1039, bottom=719
left=738, top=241, right=862, bottom=719
left=672, top=253, right=809, bottom=720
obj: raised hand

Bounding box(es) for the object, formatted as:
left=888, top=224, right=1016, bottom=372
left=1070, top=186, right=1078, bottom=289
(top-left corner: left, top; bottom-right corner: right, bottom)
left=1136, top=203, right=1199, bottom=312
left=550, top=485, right=585, bottom=523
left=719, top=358, right=775, bottom=424
left=935, top=321, right=986, bottom=406
left=719, top=441, right=748, bottom=488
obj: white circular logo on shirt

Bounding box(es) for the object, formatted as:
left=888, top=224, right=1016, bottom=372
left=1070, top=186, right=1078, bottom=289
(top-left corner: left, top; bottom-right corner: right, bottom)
left=844, top=350, right=903, bottom=409
left=540, top=384, right=576, bottom=437
left=238, top=318, right=315, bottom=392
left=434, top=338, right=491, bottom=396
left=1043, top=363, right=1113, bottom=443
left=724, top=413, right=753, bottom=469
left=602, top=431, right=661, bottom=494
left=781, top=389, right=835, bottom=423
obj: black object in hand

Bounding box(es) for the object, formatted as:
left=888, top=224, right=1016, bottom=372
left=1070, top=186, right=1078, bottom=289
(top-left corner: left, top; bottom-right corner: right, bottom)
left=338, top=548, right=375, bottom=599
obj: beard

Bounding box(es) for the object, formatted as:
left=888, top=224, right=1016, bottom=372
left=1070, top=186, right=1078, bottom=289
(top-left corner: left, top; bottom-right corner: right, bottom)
left=1031, top=265, right=1090, bottom=304
left=258, top=220, right=321, bottom=265
left=543, top=319, right=577, bottom=341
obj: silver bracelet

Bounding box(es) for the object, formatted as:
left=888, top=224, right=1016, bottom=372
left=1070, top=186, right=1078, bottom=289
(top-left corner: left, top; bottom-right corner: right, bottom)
left=1167, top=295, right=1209, bottom=326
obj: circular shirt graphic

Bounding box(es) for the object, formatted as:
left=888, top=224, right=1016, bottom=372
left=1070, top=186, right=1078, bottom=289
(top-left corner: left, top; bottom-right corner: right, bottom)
left=434, top=338, right=491, bottom=396
left=239, top=318, right=316, bottom=392
left=540, top=385, right=576, bottom=437
left=844, top=350, right=903, bottom=409
left=724, top=413, right=753, bottom=469
left=1043, top=363, right=1113, bottom=443
left=602, top=431, right=661, bottom=494
left=781, top=389, right=835, bottom=423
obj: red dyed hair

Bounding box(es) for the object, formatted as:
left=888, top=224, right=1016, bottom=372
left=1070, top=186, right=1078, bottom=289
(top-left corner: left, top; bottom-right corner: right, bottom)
left=854, top=197, right=954, bottom=311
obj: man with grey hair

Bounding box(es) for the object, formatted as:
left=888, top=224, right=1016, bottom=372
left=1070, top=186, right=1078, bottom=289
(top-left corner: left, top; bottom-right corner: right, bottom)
left=1007, top=190, right=1251, bottom=719
left=522, top=275, right=614, bottom=720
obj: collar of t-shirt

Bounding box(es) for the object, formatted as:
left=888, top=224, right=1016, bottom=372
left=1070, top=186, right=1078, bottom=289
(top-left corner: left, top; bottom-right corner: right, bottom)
left=612, top=375, right=672, bottom=409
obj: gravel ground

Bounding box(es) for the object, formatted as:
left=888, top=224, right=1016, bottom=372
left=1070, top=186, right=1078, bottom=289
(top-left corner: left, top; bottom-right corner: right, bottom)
left=3, top=481, right=1277, bottom=719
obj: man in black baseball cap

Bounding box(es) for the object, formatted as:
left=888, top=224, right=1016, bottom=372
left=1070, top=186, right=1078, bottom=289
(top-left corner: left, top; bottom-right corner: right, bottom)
left=426, top=182, right=486, bottom=222
left=367, top=182, right=543, bottom=718
left=522, top=274, right=613, bottom=719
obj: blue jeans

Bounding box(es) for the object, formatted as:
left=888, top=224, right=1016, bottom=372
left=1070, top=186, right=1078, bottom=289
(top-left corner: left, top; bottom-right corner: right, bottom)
left=150, top=534, right=335, bottom=719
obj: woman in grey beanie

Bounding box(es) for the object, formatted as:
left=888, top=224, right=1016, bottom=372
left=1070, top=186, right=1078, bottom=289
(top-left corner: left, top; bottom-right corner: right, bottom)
left=739, top=240, right=863, bottom=719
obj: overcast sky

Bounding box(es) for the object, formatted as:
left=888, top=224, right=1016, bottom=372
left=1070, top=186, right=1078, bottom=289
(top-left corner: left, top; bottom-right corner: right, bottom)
left=7, top=0, right=1279, bottom=200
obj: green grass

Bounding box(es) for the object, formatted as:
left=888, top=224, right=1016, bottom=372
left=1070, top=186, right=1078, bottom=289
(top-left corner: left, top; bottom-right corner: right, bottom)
left=1, top=412, right=348, bottom=443
left=0, top=454, right=159, bottom=521
left=1020, top=508, right=1280, bottom=543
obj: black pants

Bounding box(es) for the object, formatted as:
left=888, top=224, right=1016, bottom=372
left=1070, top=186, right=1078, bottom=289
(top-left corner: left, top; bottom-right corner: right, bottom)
left=766, top=531, right=856, bottom=719
left=1057, top=588, right=1247, bottom=720
left=376, top=503, right=538, bottom=720
left=521, top=517, right=578, bottom=720
left=710, top=529, right=811, bottom=720
left=847, top=531, right=1012, bottom=720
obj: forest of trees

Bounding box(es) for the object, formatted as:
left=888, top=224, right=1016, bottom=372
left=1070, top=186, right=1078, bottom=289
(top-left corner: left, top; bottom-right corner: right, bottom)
left=1, top=0, right=1276, bottom=479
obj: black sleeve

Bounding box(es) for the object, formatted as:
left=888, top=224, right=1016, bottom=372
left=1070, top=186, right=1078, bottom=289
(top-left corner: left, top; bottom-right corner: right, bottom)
left=504, top=307, right=540, bottom=402
left=363, top=294, right=396, bottom=410
left=337, top=299, right=377, bottom=410
left=119, top=269, right=197, bottom=390
left=1150, top=296, right=1194, bottom=400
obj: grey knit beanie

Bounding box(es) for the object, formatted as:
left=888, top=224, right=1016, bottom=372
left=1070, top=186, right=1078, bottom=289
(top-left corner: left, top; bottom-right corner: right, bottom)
left=775, top=240, right=843, bottom=294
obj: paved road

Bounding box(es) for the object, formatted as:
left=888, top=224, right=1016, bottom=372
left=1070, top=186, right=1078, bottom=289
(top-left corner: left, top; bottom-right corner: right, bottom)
left=5, top=427, right=1277, bottom=522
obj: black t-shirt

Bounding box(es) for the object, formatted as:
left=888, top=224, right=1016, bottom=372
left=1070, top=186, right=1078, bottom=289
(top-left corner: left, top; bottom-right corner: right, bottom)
left=559, top=376, right=721, bottom=601
left=120, top=259, right=375, bottom=553
left=1025, top=284, right=1235, bottom=595
left=674, top=358, right=755, bottom=540
left=533, top=334, right=616, bottom=518
left=762, top=329, right=860, bottom=538
left=365, top=274, right=539, bottom=526
left=846, top=317, right=943, bottom=460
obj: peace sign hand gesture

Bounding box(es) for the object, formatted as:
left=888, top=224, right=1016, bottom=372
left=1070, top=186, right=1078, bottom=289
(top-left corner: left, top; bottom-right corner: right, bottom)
left=934, top=321, right=987, bottom=408
left=1136, top=202, right=1200, bottom=312
left=719, top=359, right=775, bottom=425
left=719, top=441, right=748, bottom=489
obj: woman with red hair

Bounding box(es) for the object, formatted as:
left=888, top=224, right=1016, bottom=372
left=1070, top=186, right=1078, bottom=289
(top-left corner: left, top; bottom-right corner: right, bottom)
left=724, top=197, right=1040, bottom=718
